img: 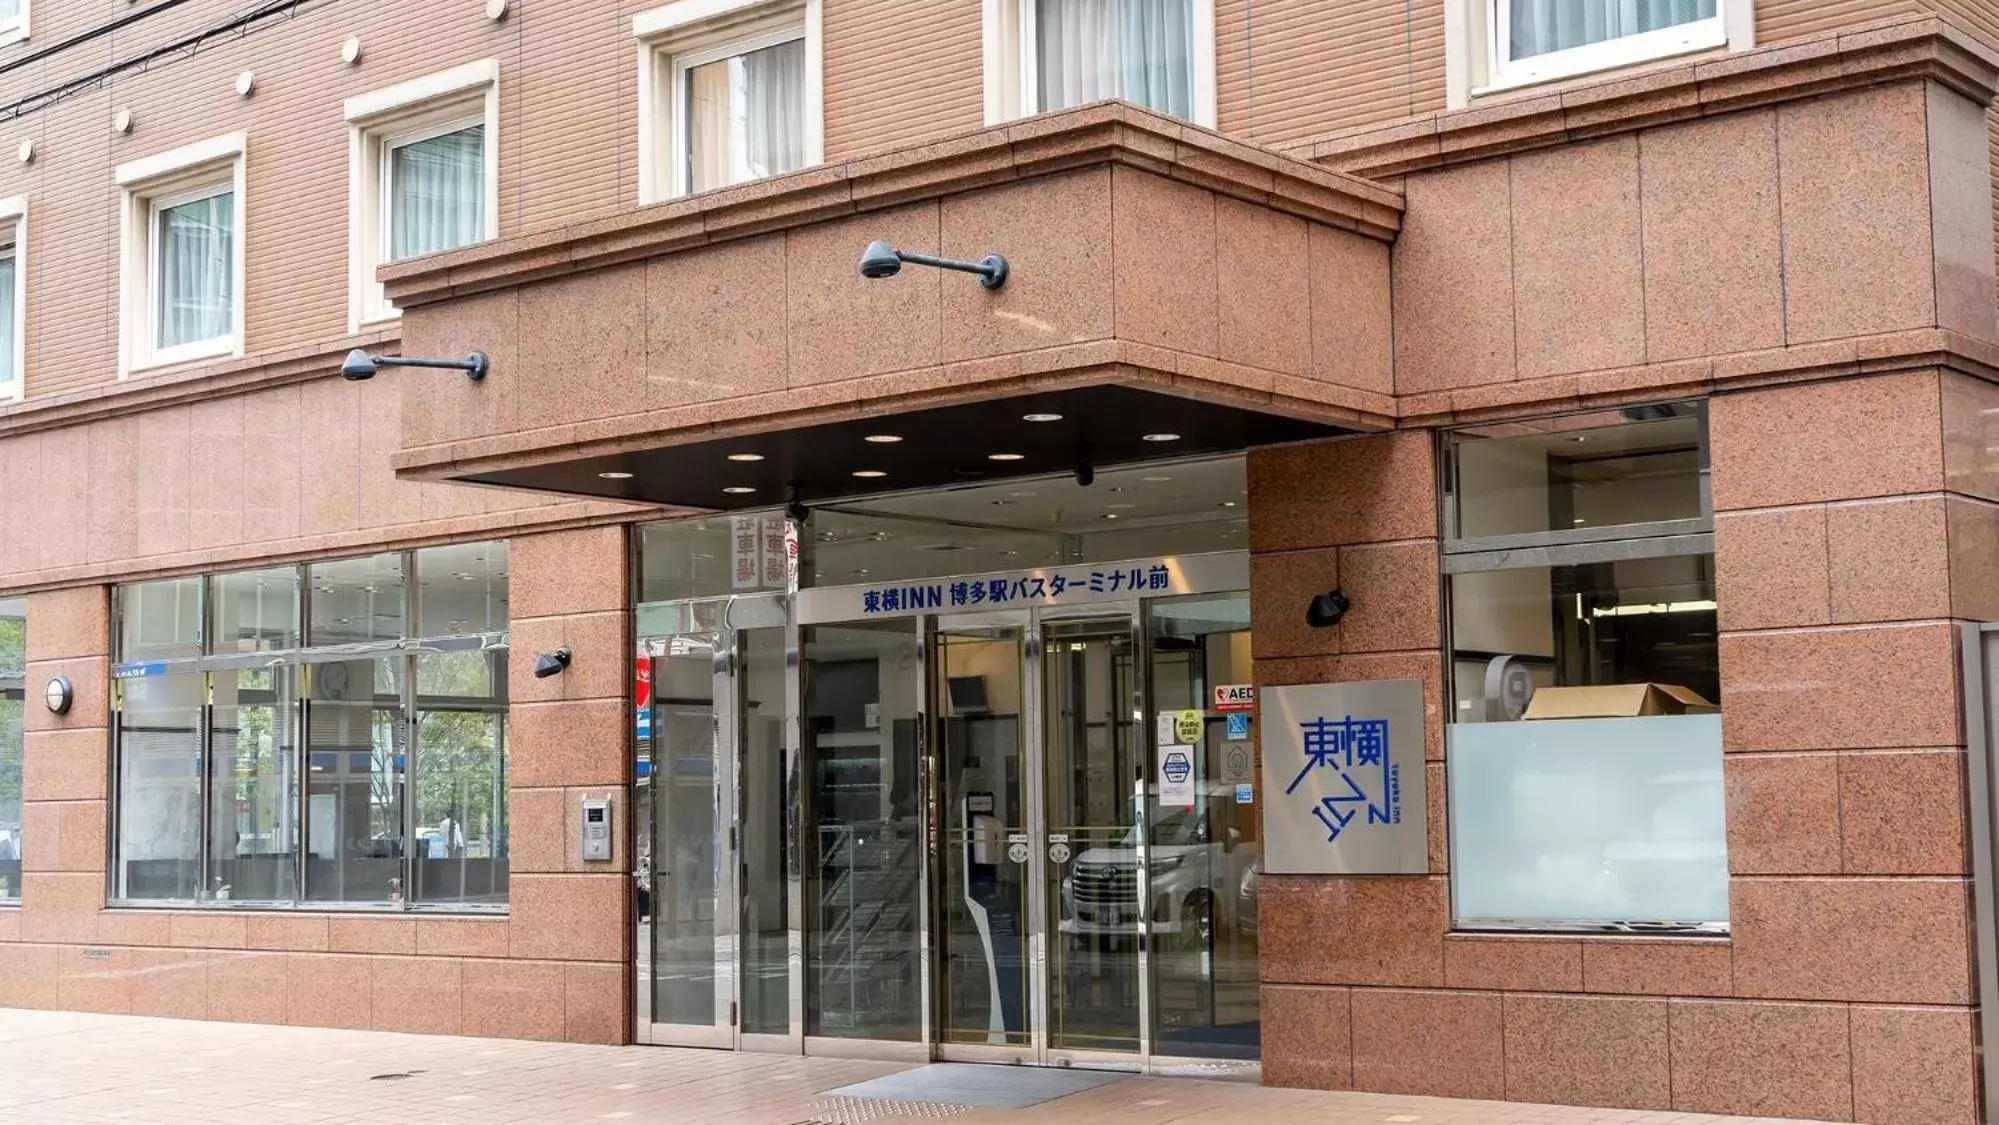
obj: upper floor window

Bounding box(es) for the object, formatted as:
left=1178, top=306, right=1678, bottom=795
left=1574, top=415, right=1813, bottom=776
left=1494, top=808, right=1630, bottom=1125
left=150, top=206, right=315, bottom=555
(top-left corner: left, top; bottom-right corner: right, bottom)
left=635, top=0, right=825, bottom=204
left=345, top=60, right=500, bottom=330
left=0, top=197, right=24, bottom=402
left=985, top=0, right=1217, bottom=128
left=1451, top=0, right=1750, bottom=105
left=116, top=133, right=245, bottom=375
left=0, top=1, right=28, bottom=48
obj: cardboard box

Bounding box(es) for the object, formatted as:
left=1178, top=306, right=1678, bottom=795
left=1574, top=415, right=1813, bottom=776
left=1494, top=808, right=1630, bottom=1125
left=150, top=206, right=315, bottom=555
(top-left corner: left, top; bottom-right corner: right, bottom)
left=1522, top=682, right=1716, bottom=720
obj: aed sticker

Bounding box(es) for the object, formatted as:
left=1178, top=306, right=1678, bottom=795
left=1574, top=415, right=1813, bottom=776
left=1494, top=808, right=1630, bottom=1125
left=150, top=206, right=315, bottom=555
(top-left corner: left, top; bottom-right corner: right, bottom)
left=1213, top=684, right=1256, bottom=712
left=1174, top=710, right=1204, bottom=743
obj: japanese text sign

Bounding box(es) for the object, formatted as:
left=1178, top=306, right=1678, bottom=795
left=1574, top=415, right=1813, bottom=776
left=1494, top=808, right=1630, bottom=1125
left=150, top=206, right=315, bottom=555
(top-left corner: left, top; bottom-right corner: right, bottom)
left=1260, top=679, right=1427, bottom=875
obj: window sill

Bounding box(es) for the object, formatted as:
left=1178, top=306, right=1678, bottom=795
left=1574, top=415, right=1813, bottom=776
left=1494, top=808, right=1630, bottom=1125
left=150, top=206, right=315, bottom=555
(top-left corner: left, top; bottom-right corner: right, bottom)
left=0, top=22, right=28, bottom=49
left=1472, top=28, right=1728, bottom=101
left=124, top=336, right=240, bottom=379
left=1451, top=922, right=1729, bottom=937
left=106, top=900, right=509, bottom=916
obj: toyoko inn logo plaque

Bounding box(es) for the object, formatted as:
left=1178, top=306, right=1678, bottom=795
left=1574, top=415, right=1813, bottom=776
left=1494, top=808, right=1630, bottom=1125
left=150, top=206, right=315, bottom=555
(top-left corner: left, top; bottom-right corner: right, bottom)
left=1260, top=679, right=1428, bottom=875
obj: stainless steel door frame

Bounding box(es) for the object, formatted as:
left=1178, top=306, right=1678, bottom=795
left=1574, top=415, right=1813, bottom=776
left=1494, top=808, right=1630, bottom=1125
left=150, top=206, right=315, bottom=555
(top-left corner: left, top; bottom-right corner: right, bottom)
left=636, top=631, right=734, bottom=1049
left=928, top=604, right=1147, bottom=1070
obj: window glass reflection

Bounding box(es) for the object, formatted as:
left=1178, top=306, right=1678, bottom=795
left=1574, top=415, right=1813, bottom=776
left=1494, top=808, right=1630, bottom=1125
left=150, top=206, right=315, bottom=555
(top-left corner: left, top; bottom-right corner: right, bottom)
left=415, top=542, right=509, bottom=637
left=115, top=671, right=204, bottom=900
left=0, top=598, right=22, bottom=900
left=121, top=577, right=202, bottom=662
left=413, top=650, right=508, bottom=906
left=304, top=658, right=407, bottom=903
left=309, top=553, right=406, bottom=646
left=209, top=568, right=298, bottom=654
left=209, top=667, right=296, bottom=902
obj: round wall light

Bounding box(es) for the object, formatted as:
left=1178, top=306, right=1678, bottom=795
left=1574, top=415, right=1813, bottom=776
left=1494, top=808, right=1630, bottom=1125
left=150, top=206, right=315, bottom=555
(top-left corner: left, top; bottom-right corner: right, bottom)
left=485, top=0, right=509, bottom=19
left=235, top=71, right=256, bottom=98
left=43, top=676, right=72, bottom=715
left=15, top=138, right=31, bottom=165
left=113, top=108, right=133, bottom=134
left=340, top=36, right=363, bottom=65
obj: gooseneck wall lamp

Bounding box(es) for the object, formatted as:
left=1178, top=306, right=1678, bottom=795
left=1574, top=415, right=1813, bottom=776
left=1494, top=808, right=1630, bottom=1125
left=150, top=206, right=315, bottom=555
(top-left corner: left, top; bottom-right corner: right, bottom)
left=859, top=239, right=1009, bottom=289
left=340, top=348, right=490, bottom=382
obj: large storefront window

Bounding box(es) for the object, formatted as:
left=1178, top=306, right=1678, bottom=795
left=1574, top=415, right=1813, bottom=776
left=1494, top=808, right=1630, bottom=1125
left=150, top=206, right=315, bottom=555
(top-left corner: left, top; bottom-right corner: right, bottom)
left=0, top=597, right=22, bottom=901
left=1444, top=403, right=1727, bottom=932
left=112, top=543, right=509, bottom=909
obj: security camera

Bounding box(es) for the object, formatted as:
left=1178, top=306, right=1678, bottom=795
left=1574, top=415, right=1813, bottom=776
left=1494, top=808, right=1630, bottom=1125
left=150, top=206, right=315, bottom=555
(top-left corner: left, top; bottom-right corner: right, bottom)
left=533, top=647, right=572, bottom=679
left=859, top=240, right=903, bottom=280
left=340, top=349, right=378, bottom=381
left=1305, top=588, right=1350, bottom=629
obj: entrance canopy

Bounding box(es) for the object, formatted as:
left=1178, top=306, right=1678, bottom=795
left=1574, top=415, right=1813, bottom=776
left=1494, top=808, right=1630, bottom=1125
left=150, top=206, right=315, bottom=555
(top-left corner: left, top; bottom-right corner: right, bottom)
left=380, top=102, right=1402, bottom=509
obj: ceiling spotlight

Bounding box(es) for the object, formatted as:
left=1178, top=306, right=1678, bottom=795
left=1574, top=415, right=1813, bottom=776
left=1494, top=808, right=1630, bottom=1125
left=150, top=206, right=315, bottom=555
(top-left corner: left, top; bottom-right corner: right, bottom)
left=988, top=452, right=1025, bottom=462
left=1142, top=432, right=1181, bottom=443
left=858, top=239, right=1009, bottom=289
left=1023, top=413, right=1063, bottom=423
left=726, top=452, right=765, bottom=462
left=722, top=486, right=756, bottom=495
left=864, top=434, right=902, bottom=444
left=853, top=470, right=887, bottom=478
left=597, top=471, right=634, bottom=480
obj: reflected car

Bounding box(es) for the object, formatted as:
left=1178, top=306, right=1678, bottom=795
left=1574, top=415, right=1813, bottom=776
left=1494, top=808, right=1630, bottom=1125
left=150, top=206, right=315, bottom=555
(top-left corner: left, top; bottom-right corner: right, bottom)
left=1059, top=798, right=1259, bottom=951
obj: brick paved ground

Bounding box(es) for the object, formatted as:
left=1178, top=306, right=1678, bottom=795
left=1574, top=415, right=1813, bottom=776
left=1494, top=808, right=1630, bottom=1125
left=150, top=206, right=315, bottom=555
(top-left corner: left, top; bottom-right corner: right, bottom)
left=0, top=1009, right=1836, bottom=1125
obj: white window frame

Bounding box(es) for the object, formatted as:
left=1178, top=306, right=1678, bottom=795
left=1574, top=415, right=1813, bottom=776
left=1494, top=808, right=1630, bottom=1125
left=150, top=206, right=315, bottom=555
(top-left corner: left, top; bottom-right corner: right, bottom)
left=981, top=0, right=1217, bottom=129
left=1447, top=0, right=1753, bottom=107
left=343, top=59, right=501, bottom=333
left=0, top=1, right=29, bottom=49
left=0, top=197, right=25, bottom=403
left=116, top=132, right=246, bottom=377
left=634, top=0, right=824, bottom=205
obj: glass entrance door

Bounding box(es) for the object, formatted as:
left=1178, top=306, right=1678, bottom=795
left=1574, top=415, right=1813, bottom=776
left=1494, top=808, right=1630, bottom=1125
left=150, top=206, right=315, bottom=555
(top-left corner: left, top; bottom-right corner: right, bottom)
left=935, top=609, right=1142, bottom=1066
left=639, top=632, right=732, bottom=1047
left=637, top=619, right=795, bottom=1050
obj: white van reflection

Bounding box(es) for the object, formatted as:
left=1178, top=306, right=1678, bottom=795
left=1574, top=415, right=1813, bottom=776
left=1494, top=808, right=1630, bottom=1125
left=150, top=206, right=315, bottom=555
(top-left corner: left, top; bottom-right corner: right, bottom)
left=1059, top=793, right=1259, bottom=950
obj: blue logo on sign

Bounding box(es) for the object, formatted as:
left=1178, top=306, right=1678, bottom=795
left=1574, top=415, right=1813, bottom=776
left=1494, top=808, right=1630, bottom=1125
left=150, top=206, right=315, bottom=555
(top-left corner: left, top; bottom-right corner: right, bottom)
left=1162, top=750, right=1192, bottom=784
left=1287, top=715, right=1399, bottom=842
left=1225, top=712, right=1251, bottom=740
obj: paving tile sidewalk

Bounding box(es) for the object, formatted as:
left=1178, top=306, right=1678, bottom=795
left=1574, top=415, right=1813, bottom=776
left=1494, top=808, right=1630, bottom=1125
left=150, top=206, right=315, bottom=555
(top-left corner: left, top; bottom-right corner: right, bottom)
left=0, top=1009, right=1834, bottom=1125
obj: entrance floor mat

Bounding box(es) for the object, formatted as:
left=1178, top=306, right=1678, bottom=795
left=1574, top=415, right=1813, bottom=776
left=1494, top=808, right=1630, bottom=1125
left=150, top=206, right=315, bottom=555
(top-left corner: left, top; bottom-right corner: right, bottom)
left=822, top=1063, right=1129, bottom=1109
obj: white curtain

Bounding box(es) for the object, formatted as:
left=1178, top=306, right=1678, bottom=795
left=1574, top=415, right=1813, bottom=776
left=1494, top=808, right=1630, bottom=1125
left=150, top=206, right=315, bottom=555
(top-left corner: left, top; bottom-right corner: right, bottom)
left=390, top=125, right=486, bottom=261
left=157, top=192, right=234, bottom=350
left=1037, top=0, right=1193, bottom=119
left=1508, top=0, right=1716, bottom=61
left=688, top=39, right=805, bottom=194
left=742, top=39, right=806, bottom=182
left=0, top=250, right=16, bottom=388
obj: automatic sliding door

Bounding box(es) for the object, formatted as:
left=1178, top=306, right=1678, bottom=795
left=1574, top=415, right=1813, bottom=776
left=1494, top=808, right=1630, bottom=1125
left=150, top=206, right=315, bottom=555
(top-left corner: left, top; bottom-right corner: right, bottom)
left=936, top=623, right=1032, bottom=1050
left=1042, top=616, right=1141, bottom=1055
left=642, top=635, right=732, bottom=1046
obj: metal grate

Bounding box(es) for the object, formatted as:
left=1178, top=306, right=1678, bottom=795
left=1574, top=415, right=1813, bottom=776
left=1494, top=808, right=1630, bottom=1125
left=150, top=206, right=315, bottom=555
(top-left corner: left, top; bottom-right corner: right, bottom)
left=807, top=1096, right=973, bottom=1122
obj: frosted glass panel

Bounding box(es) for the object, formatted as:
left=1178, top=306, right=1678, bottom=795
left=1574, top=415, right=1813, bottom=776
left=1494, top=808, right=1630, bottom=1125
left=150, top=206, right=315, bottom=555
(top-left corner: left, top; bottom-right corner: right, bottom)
left=1449, top=714, right=1727, bottom=928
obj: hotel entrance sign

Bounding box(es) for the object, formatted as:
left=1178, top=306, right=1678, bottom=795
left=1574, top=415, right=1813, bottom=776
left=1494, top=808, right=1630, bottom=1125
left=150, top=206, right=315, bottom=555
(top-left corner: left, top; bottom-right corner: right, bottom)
left=794, top=551, right=1249, bottom=624
left=1261, top=679, right=1427, bottom=875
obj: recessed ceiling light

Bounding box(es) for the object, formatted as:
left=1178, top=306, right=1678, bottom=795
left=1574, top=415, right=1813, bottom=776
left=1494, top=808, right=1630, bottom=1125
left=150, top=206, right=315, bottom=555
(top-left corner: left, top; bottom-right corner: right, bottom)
left=1220, top=500, right=1237, bottom=508
left=1107, top=503, right=1135, bottom=510
left=1142, top=475, right=1172, bottom=483
left=1101, top=513, right=1119, bottom=520
left=1023, top=412, right=1063, bottom=423
left=726, top=452, right=765, bottom=462
left=1009, top=491, right=1036, bottom=498
left=723, top=486, right=756, bottom=495
left=853, top=470, right=887, bottom=478
left=864, top=434, right=903, bottom=444
left=1141, top=432, right=1181, bottom=443
left=598, top=471, right=634, bottom=480
left=989, top=452, right=1025, bottom=461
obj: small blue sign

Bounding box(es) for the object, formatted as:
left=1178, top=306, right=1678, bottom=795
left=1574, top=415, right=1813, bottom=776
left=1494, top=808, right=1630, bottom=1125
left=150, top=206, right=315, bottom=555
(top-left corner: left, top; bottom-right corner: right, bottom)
left=1161, top=749, right=1192, bottom=784
left=1235, top=782, right=1254, bottom=805
left=1225, top=712, right=1251, bottom=741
